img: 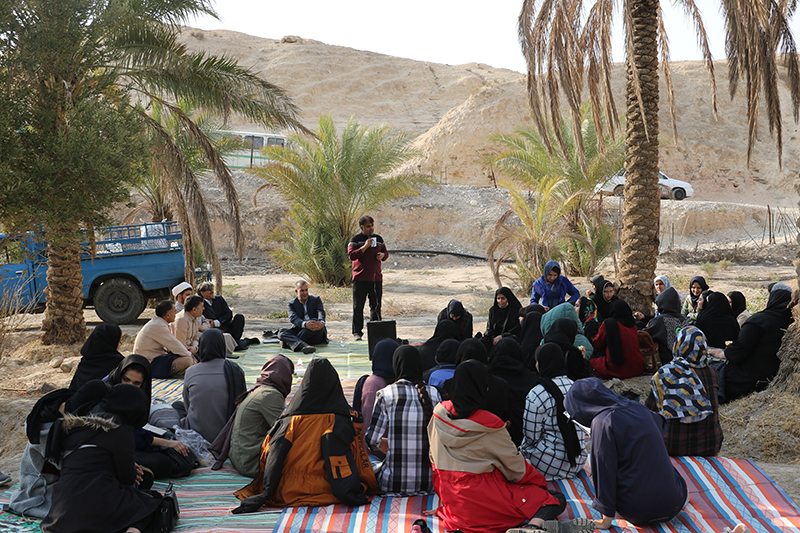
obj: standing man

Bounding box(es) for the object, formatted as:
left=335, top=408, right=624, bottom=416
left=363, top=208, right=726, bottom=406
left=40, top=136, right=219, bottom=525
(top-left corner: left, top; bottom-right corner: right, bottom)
left=277, top=280, right=328, bottom=354
left=348, top=215, right=388, bottom=341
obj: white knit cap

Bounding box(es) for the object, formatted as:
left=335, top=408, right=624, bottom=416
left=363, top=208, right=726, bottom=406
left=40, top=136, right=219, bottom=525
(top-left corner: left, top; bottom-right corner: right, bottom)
left=172, top=281, right=192, bottom=297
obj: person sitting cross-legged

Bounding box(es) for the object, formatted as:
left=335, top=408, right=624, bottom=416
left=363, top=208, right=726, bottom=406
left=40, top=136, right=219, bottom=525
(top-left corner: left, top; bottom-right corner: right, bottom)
left=277, top=280, right=328, bottom=354
left=132, top=300, right=195, bottom=378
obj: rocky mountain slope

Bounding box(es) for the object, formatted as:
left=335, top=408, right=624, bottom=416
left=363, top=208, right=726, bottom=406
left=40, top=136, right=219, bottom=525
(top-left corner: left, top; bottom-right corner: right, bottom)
left=168, top=27, right=800, bottom=257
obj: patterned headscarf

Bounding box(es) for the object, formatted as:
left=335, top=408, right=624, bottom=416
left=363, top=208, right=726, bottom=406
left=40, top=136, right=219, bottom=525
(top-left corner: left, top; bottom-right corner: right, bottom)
left=651, top=326, right=713, bottom=423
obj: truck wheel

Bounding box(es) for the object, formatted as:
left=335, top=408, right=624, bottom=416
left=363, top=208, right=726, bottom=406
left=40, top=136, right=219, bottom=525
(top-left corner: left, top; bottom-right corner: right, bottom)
left=613, top=185, right=625, bottom=197
left=94, top=278, right=145, bottom=324
left=672, top=188, right=686, bottom=201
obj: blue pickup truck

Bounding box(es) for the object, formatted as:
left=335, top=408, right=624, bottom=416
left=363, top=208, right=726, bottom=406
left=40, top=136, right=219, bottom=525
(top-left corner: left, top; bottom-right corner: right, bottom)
left=0, top=222, right=191, bottom=324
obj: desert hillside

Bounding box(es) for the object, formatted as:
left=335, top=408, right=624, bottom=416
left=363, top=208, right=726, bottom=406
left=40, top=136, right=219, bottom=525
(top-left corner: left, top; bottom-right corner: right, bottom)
left=179, top=27, right=800, bottom=206
left=163, top=27, right=800, bottom=259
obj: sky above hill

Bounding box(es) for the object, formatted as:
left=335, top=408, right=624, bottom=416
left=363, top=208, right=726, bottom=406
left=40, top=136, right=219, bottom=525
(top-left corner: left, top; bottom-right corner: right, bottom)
left=190, top=1, right=800, bottom=73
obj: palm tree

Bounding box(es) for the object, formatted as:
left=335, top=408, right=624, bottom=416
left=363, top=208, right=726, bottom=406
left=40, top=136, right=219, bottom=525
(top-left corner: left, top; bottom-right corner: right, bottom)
left=0, top=0, right=307, bottom=344
left=254, top=115, right=427, bottom=286
left=487, top=178, right=593, bottom=293
left=519, top=0, right=800, bottom=311
left=127, top=100, right=249, bottom=287
left=486, top=106, right=624, bottom=277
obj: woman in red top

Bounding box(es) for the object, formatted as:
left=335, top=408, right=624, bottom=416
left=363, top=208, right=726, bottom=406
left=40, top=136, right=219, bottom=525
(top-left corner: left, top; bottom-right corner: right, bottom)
left=427, top=360, right=594, bottom=533
left=590, top=299, right=645, bottom=379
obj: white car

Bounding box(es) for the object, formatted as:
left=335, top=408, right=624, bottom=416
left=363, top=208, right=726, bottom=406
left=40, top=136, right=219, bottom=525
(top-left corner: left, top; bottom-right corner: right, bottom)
left=598, top=170, right=693, bottom=200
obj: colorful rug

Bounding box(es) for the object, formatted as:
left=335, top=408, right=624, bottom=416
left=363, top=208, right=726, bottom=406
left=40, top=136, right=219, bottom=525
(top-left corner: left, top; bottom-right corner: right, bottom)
left=272, top=493, right=442, bottom=533
left=273, top=457, right=800, bottom=533
left=151, top=341, right=372, bottom=405
left=550, top=456, right=800, bottom=533
left=0, top=510, right=41, bottom=532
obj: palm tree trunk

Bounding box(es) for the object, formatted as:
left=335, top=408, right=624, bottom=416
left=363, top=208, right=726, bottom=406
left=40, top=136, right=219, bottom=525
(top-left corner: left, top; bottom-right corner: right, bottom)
left=618, top=0, right=661, bottom=313
left=41, top=225, right=86, bottom=345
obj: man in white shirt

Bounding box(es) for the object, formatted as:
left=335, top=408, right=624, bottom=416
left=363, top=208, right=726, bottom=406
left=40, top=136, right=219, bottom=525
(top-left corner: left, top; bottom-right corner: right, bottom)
left=133, top=300, right=195, bottom=377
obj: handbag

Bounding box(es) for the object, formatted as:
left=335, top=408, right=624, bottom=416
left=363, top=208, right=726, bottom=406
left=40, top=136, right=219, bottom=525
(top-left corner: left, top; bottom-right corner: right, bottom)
left=152, top=482, right=180, bottom=533
left=163, top=446, right=197, bottom=478
left=638, top=330, right=659, bottom=373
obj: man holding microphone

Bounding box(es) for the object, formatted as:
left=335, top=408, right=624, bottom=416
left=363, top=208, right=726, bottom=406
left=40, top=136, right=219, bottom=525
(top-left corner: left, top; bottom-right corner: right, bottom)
left=347, top=215, right=388, bottom=341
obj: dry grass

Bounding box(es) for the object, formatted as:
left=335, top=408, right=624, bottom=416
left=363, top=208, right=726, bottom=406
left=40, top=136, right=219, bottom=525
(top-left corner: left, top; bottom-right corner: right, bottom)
left=661, top=243, right=795, bottom=266
left=720, top=390, right=800, bottom=462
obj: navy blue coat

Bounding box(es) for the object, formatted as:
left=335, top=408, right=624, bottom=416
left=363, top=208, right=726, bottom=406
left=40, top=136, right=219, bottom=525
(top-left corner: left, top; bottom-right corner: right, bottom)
left=288, top=296, right=326, bottom=330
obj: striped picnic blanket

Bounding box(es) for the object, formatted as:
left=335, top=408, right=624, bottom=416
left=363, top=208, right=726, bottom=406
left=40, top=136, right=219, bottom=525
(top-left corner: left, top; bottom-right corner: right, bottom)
left=273, top=456, right=800, bottom=533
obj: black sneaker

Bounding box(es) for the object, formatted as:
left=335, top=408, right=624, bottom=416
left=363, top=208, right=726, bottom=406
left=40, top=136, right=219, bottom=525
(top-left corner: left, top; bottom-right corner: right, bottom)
left=246, top=337, right=261, bottom=345
left=263, top=330, right=277, bottom=338
left=302, top=345, right=316, bottom=355
left=353, top=333, right=363, bottom=341
left=0, top=472, right=11, bottom=488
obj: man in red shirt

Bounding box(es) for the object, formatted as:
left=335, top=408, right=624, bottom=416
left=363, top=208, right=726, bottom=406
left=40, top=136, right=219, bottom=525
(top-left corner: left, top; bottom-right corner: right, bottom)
left=347, top=215, right=388, bottom=341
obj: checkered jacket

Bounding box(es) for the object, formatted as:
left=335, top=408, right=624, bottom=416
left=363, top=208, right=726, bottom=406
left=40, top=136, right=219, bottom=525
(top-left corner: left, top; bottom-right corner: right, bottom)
left=366, top=380, right=441, bottom=495
left=520, top=376, right=587, bottom=480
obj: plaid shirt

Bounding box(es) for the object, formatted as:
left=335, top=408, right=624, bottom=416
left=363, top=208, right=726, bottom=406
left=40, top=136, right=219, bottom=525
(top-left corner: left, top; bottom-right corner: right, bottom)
left=366, top=380, right=441, bottom=495
left=645, top=365, right=723, bottom=456
left=520, top=376, right=588, bottom=480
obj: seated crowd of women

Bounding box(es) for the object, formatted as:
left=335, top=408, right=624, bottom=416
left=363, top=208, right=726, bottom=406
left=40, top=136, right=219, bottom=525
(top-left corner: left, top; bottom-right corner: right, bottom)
left=13, top=266, right=792, bottom=533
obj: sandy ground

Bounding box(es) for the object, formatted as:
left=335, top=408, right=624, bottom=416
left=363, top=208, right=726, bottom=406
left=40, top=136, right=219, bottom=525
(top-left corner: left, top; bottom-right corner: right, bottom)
left=0, top=255, right=798, bottom=504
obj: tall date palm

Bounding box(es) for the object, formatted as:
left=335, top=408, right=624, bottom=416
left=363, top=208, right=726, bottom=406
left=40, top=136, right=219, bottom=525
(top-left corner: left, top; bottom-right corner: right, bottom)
left=519, top=0, right=800, bottom=311
left=0, top=0, right=307, bottom=344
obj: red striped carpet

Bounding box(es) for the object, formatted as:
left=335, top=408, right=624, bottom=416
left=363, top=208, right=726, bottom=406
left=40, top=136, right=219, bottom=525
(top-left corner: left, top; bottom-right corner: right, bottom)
left=272, top=456, right=800, bottom=533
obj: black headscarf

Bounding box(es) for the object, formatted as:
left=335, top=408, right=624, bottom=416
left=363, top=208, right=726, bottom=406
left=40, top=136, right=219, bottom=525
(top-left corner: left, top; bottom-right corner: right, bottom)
left=590, top=274, right=605, bottom=294
left=488, top=338, right=538, bottom=446
left=542, top=318, right=590, bottom=381
left=534, top=343, right=568, bottom=378
left=603, top=299, right=635, bottom=366
left=65, top=380, right=112, bottom=416
left=728, top=291, right=748, bottom=317
left=447, top=300, right=465, bottom=319
left=281, top=358, right=351, bottom=418
left=107, top=354, right=152, bottom=403
left=449, top=360, right=490, bottom=419
left=455, top=338, right=489, bottom=366
left=486, top=287, right=523, bottom=338
left=393, top=344, right=424, bottom=383
left=371, top=339, right=398, bottom=381
left=533, top=343, right=581, bottom=466
left=97, top=383, right=150, bottom=429
left=593, top=280, right=617, bottom=320
left=747, top=286, right=794, bottom=331
left=544, top=318, right=578, bottom=348
left=689, top=276, right=710, bottom=309
left=69, top=324, right=124, bottom=391
left=695, top=291, right=741, bottom=348
left=435, top=339, right=460, bottom=366
left=419, top=319, right=459, bottom=370
left=25, top=380, right=110, bottom=445
left=520, top=310, right=545, bottom=369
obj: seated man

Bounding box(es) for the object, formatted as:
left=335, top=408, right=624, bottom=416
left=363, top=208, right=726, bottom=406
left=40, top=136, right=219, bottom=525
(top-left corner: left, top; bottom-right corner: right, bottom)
left=198, top=281, right=253, bottom=351
left=133, top=300, right=195, bottom=378
left=277, top=280, right=328, bottom=354
left=172, top=281, right=193, bottom=312
left=170, top=295, right=203, bottom=355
